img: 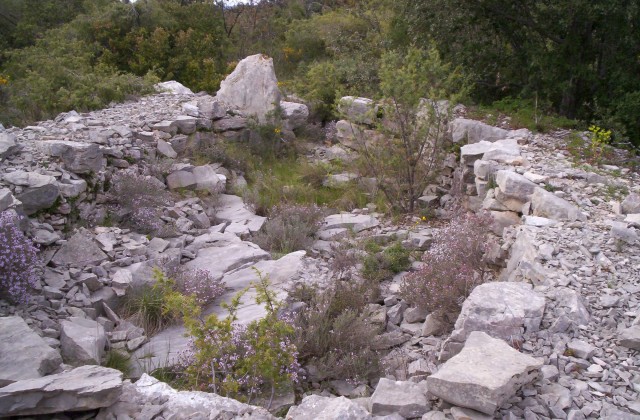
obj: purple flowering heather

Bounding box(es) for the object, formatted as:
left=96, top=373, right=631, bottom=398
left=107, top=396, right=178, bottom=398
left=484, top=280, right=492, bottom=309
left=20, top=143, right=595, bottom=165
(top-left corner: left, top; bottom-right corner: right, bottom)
left=0, top=211, right=39, bottom=304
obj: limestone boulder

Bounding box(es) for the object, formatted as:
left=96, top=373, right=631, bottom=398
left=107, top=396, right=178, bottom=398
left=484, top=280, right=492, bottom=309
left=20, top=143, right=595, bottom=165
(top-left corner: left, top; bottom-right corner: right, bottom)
left=281, top=101, right=309, bottom=130
left=215, top=194, right=266, bottom=233
left=38, top=140, right=103, bottom=174
left=443, top=282, right=545, bottom=358
left=428, top=331, right=543, bottom=415
left=531, top=188, right=585, bottom=221
left=451, top=118, right=509, bottom=144
left=0, top=317, right=62, bottom=386
left=460, top=139, right=520, bottom=166
left=0, top=132, right=21, bottom=160
left=0, top=365, right=122, bottom=417
left=155, top=80, right=193, bottom=95
left=51, top=231, right=108, bottom=266
left=323, top=213, right=379, bottom=233
left=370, top=378, right=430, bottom=418
left=0, top=188, right=15, bottom=212
left=196, top=95, right=227, bottom=120
left=192, top=165, right=225, bottom=193
left=338, top=96, right=377, bottom=125
left=619, top=325, right=640, bottom=350
left=287, top=395, right=371, bottom=420
left=495, top=170, right=537, bottom=207
left=60, top=317, right=107, bottom=365
left=185, top=241, right=270, bottom=281
left=4, top=171, right=60, bottom=215
left=216, top=54, right=281, bottom=123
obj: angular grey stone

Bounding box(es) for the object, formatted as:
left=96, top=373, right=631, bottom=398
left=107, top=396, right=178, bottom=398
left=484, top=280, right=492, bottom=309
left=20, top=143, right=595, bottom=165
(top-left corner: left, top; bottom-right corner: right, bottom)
left=531, top=188, right=585, bottom=221
left=17, top=183, right=60, bottom=215
left=196, top=96, right=227, bottom=120
left=567, top=340, right=596, bottom=359
left=213, top=116, right=248, bottom=131
left=57, top=178, right=87, bottom=198
left=370, top=378, right=430, bottom=418
left=281, top=101, right=309, bottom=130
left=174, top=115, right=197, bottom=134
left=192, top=165, right=225, bottom=192
left=39, top=140, right=103, bottom=174
left=619, top=325, right=640, bottom=350
left=3, top=171, right=55, bottom=188
left=157, top=139, right=177, bottom=158
left=60, top=317, right=106, bottom=365
left=216, top=54, right=281, bottom=123
left=166, top=170, right=196, bottom=190
left=461, top=139, right=520, bottom=165
left=621, top=193, right=640, bottom=214
left=0, top=188, right=15, bottom=212
left=287, top=395, right=372, bottom=420
left=404, top=306, right=428, bottom=324
left=0, top=317, right=62, bottom=386
left=51, top=231, right=108, bottom=266
left=428, top=332, right=543, bottom=415
left=450, top=406, right=493, bottom=420
left=444, top=282, right=545, bottom=357
left=609, top=221, right=638, bottom=244
left=0, top=132, right=21, bottom=160
left=0, top=365, right=122, bottom=417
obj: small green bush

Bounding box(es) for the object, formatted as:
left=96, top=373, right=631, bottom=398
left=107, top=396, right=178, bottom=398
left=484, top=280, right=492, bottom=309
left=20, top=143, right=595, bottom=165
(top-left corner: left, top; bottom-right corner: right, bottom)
left=119, top=282, right=175, bottom=335
left=381, top=242, right=411, bottom=274
left=253, top=204, right=325, bottom=256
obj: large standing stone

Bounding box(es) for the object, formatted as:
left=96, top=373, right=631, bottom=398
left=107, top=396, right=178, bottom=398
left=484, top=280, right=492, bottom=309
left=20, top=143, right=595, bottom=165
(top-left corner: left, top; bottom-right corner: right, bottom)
left=216, top=54, right=281, bottom=123
left=370, top=378, right=430, bottom=418
left=51, top=231, right=108, bottom=266
left=531, top=188, right=585, bottom=221
left=0, top=365, right=122, bottom=417
left=287, top=395, right=371, bottom=420
left=443, top=282, right=545, bottom=358
left=0, top=132, right=21, bottom=160
left=428, top=331, right=543, bottom=415
left=0, top=317, right=62, bottom=386
left=38, top=140, right=103, bottom=174
left=60, top=317, right=107, bottom=365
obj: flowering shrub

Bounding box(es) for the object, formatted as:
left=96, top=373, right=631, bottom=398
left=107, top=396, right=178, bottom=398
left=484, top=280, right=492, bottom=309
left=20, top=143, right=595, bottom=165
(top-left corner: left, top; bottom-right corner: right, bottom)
left=253, top=204, right=325, bottom=255
left=165, top=270, right=300, bottom=406
left=400, top=210, right=493, bottom=318
left=170, top=267, right=226, bottom=306
left=107, top=172, right=173, bottom=233
left=0, top=211, right=39, bottom=304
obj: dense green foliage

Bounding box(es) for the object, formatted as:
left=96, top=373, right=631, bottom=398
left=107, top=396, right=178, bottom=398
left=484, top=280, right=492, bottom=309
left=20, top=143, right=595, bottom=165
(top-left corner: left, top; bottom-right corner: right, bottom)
left=1, top=0, right=638, bottom=146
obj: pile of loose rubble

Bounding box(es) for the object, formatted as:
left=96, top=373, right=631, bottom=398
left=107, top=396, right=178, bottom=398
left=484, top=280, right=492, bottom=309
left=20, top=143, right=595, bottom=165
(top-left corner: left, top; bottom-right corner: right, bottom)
left=0, top=53, right=638, bottom=419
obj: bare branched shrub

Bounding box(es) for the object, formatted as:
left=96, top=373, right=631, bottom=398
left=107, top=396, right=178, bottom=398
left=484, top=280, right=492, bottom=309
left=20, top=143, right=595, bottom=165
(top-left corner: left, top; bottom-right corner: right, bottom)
left=292, top=279, right=381, bottom=382
left=400, top=210, right=493, bottom=319
left=253, top=204, right=325, bottom=255
left=107, top=172, right=173, bottom=234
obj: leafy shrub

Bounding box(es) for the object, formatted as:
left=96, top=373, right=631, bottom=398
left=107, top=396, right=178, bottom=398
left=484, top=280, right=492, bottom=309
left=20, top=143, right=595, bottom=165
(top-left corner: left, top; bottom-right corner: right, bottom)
left=0, top=211, right=39, bottom=304
left=167, top=270, right=300, bottom=406
left=253, top=204, right=325, bottom=255
left=107, top=172, right=173, bottom=234
left=361, top=241, right=411, bottom=282
left=400, top=211, right=493, bottom=319
left=292, top=279, right=381, bottom=383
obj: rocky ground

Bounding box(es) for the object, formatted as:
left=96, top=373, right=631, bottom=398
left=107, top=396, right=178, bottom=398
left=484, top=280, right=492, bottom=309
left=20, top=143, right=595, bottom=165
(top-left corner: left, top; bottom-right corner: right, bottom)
left=0, top=54, right=638, bottom=419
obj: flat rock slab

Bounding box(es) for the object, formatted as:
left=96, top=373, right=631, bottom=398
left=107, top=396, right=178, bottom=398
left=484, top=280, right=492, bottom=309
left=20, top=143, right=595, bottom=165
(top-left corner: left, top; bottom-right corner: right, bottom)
left=0, top=365, right=122, bottom=417
left=370, top=378, right=430, bottom=418
left=445, top=282, right=546, bottom=357
left=185, top=241, right=270, bottom=280
left=215, top=194, right=266, bottom=233
left=531, top=188, right=585, bottom=221
left=323, top=213, right=379, bottom=232
left=0, top=316, right=62, bottom=386
left=461, top=139, right=520, bottom=165
left=287, top=394, right=371, bottom=420
left=428, top=331, right=543, bottom=415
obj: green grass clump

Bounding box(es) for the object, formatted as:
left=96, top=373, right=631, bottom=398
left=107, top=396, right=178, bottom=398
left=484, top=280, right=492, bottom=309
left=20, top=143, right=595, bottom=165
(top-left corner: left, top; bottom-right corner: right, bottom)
left=104, top=350, right=131, bottom=377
